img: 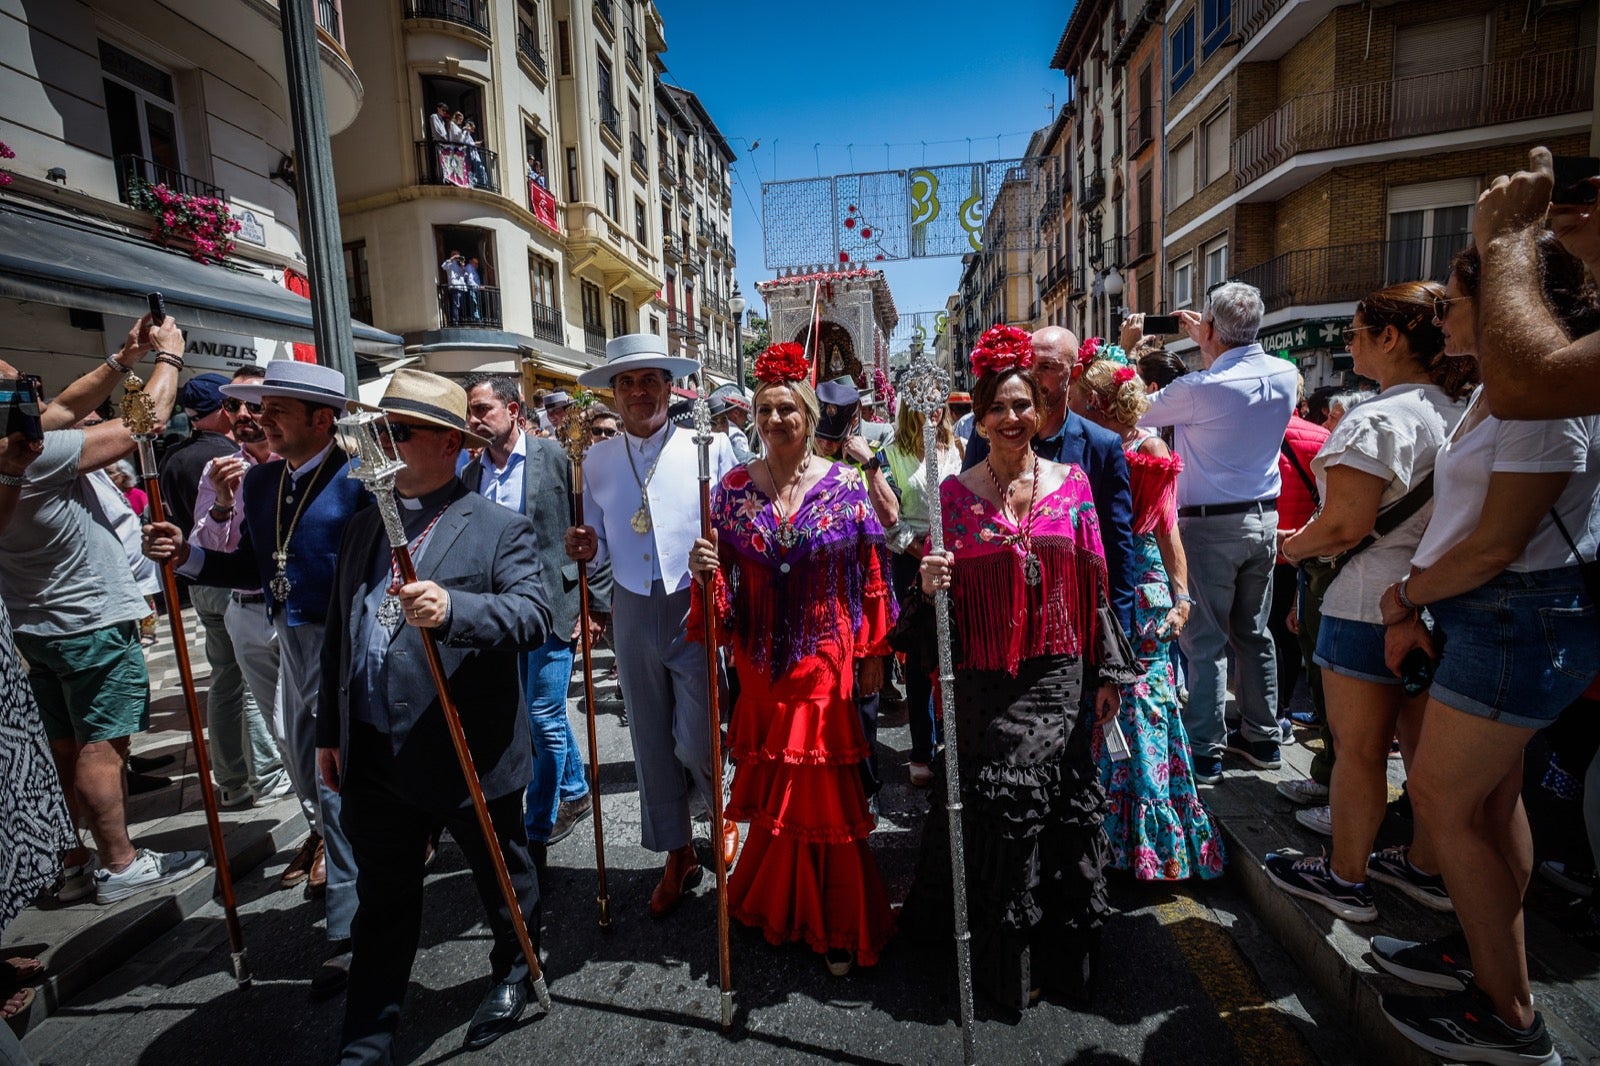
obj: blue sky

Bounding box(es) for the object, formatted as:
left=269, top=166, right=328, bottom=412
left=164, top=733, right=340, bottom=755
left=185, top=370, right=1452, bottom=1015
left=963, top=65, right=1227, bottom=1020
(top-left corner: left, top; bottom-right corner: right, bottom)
left=654, top=0, right=1073, bottom=325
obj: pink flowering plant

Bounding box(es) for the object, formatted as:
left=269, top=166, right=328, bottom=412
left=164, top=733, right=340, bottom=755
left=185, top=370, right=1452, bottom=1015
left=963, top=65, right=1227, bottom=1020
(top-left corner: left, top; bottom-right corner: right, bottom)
left=0, top=141, right=15, bottom=186
left=128, top=179, right=241, bottom=264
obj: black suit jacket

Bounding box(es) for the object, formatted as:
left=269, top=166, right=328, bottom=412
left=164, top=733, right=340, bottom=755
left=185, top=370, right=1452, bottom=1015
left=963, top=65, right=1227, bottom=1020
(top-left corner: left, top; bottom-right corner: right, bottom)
left=316, top=485, right=552, bottom=810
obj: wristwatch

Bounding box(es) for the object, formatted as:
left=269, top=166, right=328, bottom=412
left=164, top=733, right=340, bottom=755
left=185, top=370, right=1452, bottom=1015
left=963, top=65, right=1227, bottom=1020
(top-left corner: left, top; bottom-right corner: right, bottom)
left=861, top=457, right=882, bottom=474
left=0, top=471, right=24, bottom=488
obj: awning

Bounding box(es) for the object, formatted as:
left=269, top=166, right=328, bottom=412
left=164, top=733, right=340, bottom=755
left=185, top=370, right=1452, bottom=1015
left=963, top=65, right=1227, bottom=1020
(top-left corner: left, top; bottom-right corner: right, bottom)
left=0, top=202, right=404, bottom=357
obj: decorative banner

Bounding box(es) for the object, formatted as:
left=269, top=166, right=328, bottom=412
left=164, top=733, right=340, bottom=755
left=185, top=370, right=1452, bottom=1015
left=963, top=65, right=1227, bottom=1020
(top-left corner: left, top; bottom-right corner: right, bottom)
left=436, top=145, right=470, bottom=187
left=528, top=182, right=560, bottom=233
left=762, top=157, right=1054, bottom=270
left=887, top=310, right=952, bottom=364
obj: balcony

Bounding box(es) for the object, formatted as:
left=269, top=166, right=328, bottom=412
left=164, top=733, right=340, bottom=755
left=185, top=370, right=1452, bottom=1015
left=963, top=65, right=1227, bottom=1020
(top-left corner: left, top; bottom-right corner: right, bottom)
left=1068, top=268, right=1087, bottom=297
left=662, top=234, right=681, bottom=262
left=1234, top=234, right=1469, bottom=314
left=695, top=220, right=711, bottom=246
left=1234, top=47, right=1595, bottom=189
left=680, top=256, right=701, bottom=276
left=1236, top=0, right=1291, bottom=45
left=703, top=291, right=728, bottom=317
left=116, top=154, right=225, bottom=207
left=403, top=0, right=489, bottom=38
left=415, top=140, right=500, bottom=194
left=592, top=0, right=614, bottom=34
left=630, top=132, right=648, bottom=173
left=529, top=300, right=563, bottom=344
left=516, top=27, right=547, bottom=78
left=1127, top=106, right=1156, bottom=156
left=435, top=283, right=503, bottom=329
left=625, top=25, right=643, bottom=77
left=1077, top=173, right=1105, bottom=209
left=348, top=293, right=372, bottom=324
left=316, top=0, right=344, bottom=44
left=1129, top=221, right=1156, bottom=265
left=708, top=233, right=726, bottom=259
left=597, top=96, right=620, bottom=143
left=583, top=325, right=607, bottom=356
left=658, top=152, right=676, bottom=185
left=692, top=149, right=707, bottom=177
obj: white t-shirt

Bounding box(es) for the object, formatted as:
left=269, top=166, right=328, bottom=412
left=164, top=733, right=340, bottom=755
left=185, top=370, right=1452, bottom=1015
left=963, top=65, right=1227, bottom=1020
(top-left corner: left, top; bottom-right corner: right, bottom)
left=1412, top=388, right=1600, bottom=571
left=1313, top=382, right=1464, bottom=623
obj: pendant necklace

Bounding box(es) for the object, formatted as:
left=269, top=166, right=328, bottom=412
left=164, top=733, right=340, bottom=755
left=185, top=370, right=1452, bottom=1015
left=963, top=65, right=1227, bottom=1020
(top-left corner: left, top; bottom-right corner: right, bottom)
left=271, top=455, right=337, bottom=603
left=377, top=502, right=452, bottom=629
left=624, top=423, right=673, bottom=533
left=767, top=455, right=811, bottom=557
left=983, top=453, right=1043, bottom=587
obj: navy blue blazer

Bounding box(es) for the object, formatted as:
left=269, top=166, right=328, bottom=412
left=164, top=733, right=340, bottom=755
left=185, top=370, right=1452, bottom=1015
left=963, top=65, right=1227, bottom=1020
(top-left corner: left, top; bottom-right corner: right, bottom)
left=963, top=410, right=1138, bottom=634
left=316, top=485, right=552, bottom=810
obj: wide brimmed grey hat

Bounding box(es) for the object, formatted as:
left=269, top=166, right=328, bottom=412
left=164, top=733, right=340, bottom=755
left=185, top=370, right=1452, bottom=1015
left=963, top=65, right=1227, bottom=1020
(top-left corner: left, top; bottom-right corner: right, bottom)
left=349, top=368, right=490, bottom=449
left=220, top=359, right=349, bottom=410
left=577, top=333, right=700, bottom=389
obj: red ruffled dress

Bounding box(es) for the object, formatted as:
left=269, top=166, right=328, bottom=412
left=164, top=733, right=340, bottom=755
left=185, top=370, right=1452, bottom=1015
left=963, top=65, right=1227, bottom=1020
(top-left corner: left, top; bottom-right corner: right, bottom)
left=691, top=462, right=898, bottom=965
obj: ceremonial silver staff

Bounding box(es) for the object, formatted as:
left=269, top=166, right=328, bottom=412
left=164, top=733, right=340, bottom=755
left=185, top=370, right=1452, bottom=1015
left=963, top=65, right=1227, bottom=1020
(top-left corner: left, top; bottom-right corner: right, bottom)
left=901, top=354, right=977, bottom=1066
left=121, top=375, right=251, bottom=987
left=334, top=409, right=551, bottom=1013
left=692, top=379, right=734, bottom=1031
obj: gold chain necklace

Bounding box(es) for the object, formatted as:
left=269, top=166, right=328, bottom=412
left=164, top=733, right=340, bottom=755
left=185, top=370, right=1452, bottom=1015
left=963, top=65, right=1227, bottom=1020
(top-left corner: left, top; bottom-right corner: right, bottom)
left=765, top=455, right=811, bottom=550
left=269, top=454, right=337, bottom=602
left=982, top=453, right=1043, bottom=587
left=624, top=423, right=673, bottom=533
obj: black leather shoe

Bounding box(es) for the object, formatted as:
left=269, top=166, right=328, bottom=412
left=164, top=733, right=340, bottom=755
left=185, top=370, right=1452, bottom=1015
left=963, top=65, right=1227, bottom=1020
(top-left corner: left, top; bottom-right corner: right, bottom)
left=463, top=978, right=529, bottom=1050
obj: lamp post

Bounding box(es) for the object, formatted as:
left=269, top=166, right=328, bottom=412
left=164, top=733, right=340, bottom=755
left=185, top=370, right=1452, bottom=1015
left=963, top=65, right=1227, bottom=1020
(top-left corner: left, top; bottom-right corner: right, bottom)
left=729, top=283, right=748, bottom=390
left=1104, top=267, right=1125, bottom=337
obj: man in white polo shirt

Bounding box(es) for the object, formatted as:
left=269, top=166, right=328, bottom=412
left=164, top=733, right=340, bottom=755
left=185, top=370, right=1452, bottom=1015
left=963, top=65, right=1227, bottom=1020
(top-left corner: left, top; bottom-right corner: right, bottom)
left=1138, top=281, right=1297, bottom=784
left=564, top=335, right=738, bottom=918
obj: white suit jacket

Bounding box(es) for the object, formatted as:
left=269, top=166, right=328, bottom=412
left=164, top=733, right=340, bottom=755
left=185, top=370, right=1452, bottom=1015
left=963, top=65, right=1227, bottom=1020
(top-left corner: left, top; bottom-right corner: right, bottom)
left=585, top=421, right=737, bottom=596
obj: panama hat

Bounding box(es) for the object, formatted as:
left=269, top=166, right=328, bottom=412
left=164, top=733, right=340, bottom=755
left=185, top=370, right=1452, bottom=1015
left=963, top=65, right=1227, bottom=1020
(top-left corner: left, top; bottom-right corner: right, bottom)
left=577, top=332, right=700, bottom=389
left=220, top=359, right=350, bottom=409
left=349, top=368, right=490, bottom=449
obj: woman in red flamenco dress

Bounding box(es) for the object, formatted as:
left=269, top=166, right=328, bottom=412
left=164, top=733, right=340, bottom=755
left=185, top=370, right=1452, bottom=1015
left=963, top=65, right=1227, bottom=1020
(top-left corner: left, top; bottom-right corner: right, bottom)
left=689, top=342, right=897, bottom=976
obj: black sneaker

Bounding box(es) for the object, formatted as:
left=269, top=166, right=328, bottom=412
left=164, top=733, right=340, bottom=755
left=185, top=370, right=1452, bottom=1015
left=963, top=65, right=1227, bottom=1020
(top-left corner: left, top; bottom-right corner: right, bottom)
left=1191, top=754, right=1223, bottom=785
left=1370, top=931, right=1473, bottom=991
left=1367, top=845, right=1454, bottom=912
left=1381, top=985, right=1560, bottom=1066
left=1225, top=729, right=1282, bottom=770
left=1264, top=851, right=1378, bottom=921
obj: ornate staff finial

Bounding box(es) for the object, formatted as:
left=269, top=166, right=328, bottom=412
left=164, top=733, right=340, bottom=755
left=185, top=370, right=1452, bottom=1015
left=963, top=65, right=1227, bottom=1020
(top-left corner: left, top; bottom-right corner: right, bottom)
left=900, top=353, right=952, bottom=416
left=119, top=374, right=159, bottom=438
left=559, top=387, right=598, bottom=465
left=692, top=374, right=714, bottom=447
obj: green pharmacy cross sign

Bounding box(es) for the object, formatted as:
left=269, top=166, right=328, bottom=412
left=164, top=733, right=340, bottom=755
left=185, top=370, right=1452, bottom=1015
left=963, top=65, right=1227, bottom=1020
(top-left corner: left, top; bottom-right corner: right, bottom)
left=1262, top=319, right=1349, bottom=362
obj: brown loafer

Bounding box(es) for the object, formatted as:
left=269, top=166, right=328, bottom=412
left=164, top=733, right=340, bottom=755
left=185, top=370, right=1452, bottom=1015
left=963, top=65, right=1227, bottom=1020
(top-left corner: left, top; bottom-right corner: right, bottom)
left=281, top=832, right=321, bottom=889
left=721, top=820, right=739, bottom=869
left=648, top=845, right=702, bottom=919
left=304, top=839, right=327, bottom=898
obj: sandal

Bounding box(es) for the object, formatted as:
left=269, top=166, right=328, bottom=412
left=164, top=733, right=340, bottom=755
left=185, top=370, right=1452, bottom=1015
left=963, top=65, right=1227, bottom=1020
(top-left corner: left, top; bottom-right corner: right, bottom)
left=2, top=985, right=34, bottom=1035
left=3, top=957, right=43, bottom=982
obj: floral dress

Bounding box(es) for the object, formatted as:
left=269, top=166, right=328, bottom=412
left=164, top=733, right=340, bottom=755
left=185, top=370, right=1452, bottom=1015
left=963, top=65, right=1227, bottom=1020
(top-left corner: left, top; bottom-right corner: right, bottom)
left=692, top=462, right=897, bottom=965
left=1092, top=433, right=1225, bottom=881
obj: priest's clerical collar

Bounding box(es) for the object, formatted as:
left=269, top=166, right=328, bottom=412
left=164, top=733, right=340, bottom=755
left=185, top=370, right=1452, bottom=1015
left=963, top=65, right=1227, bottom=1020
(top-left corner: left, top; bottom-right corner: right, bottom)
left=398, top=481, right=457, bottom=511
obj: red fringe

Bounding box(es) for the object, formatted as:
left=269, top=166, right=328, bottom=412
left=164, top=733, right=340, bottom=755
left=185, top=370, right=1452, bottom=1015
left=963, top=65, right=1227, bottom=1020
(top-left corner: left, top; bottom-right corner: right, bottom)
left=950, top=534, right=1106, bottom=675
left=1127, top=449, right=1182, bottom=536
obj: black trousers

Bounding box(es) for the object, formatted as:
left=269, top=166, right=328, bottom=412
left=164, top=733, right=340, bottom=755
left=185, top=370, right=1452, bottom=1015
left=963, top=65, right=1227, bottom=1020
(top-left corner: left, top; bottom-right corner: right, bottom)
left=337, top=723, right=541, bottom=1066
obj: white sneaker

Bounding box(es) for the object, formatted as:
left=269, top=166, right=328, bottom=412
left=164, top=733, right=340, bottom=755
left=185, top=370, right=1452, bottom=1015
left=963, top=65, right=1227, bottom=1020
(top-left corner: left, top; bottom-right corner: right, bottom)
left=1276, top=778, right=1330, bottom=805
left=908, top=762, right=933, bottom=788
left=56, top=853, right=98, bottom=903
left=94, top=848, right=207, bottom=904
left=253, top=774, right=294, bottom=806
left=218, top=786, right=253, bottom=809
left=1295, top=804, right=1333, bottom=837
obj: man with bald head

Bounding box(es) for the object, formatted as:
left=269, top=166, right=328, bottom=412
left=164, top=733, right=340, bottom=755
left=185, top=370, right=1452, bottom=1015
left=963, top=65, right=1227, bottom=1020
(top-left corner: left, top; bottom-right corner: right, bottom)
left=963, top=324, right=1136, bottom=633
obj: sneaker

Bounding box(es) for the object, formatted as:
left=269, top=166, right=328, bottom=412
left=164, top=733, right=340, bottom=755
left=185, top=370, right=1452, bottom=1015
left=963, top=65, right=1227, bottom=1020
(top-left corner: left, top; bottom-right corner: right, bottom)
left=1191, top=755, right=1223, bottom=785
left=1537, top=860, right=1596, bottom=900
left=55, top=854, right=98, bottom=903
left=1225, top=729, right=1282, bottom=770
left=908, top=762, right=933, bottom=788
left=1279, top=718, right=1297, bottom=745
left=94, top=849, right=206, bottom=905
left=1276, top=777, right=1330, bottom=805
left=253, top=774, right=293, bottom=806
left=1288, top=709, right=1318, bottom=726
left=217, top=786, right=252, bottom=809
left=547, top=795, right=592, bottom=846
left=1264, top=851, right=1378, bottom=922
left=1381, top=985, right=1560, bottom=1066
left=1370, top=931, right=1473, bottom=991
left=1295, top=804, right=1333, bottom=837
left=1368, top=845, right=1453, bottom=912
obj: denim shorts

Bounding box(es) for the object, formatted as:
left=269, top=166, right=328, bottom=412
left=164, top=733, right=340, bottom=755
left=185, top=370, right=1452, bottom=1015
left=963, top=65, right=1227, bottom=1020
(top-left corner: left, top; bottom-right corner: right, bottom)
left=1313, top=614, right=1399, bottom=686
left=1429, top=567, right=1600, bottom=729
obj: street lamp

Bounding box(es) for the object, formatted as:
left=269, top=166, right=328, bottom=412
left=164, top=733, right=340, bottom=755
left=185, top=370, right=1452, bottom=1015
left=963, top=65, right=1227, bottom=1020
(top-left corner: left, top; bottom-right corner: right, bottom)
left=1103, top=267, right=1124, bottom=335
left=729, top=283, right=748, bottom=389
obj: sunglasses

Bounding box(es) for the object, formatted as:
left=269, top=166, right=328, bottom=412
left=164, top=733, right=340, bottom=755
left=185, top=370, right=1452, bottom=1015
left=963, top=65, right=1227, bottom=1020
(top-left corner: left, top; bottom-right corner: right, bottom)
left=589, top=426, right=619, bottom=438
left=377, top=421, right=451, bottom=442
left=1433, top=295, right=1471, bottom=320
left=1340, top=325, right=1377, bottom=344
left=222, top=398, right=262, bottom=414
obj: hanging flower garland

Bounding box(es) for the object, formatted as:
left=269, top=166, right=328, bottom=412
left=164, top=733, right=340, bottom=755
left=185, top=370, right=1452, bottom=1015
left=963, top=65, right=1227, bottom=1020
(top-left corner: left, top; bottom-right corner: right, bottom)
left=873, top=366, right=895, bottom=419
left=128, top=180, right=242, bottom=265
left=0, top=142, right=14, bottom=187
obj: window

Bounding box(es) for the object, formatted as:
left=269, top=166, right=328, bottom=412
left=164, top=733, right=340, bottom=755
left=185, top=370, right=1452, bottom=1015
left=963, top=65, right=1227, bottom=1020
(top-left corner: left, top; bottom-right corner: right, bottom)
left=1393, top=17, right=1490, bottom=136
left=581, top=281, right=604, bottom=330
left=1202, top=236, right=1229, bottom=290
left=528, top=254, right=558, bottom=308
left=517, top=1, right=539, bottom=45
left=611, top=295, right=629, bottom=337
left=650, top=314, right=661, bottom=335
left=603, top=168, right=619, bottom=219
left=565, top=146, right=579, bottom=202
left=1169, top=13, right=1195, bottom=93
left=634, top=197, right=647, bottom=243
left=628, top=95, right=641, bottom=136
left=1201, top=0, right=1231, bottom=58
left=524, top=124, right=547, bottom=176
left=1170, top=134, right=1195, bottom=206
left=343, top=241, right=370, bottom=319
left=1386, top=178, right=1477, bottom=282
left=101, top=41, right=184, bottom=197
left=1170, top=254, right=1194, bottom=308
left=557, top=20, right=571, bottom=75
left=1200, top=106, right=1229, bottom=188
left=596, top=55, right=613, bottom=103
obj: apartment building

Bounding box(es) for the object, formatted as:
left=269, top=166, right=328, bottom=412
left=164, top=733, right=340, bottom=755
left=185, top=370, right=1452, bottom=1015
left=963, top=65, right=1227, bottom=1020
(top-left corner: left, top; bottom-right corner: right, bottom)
left=657, top=84, right=740, bottom=386
left=946, top=163, right=1037, bottom=390
left=0, top=0, right=400, bottom=389
left=1032, top=107, right=1078, bottom=333
left=1161, top=0, right=1595, bottom=386
left=331, top=0, right=684, bottom=387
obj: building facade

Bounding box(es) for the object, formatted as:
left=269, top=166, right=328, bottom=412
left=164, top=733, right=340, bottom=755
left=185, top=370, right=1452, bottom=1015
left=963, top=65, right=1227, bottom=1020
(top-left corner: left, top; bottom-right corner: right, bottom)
left=758, top=267, right=898, bottom=393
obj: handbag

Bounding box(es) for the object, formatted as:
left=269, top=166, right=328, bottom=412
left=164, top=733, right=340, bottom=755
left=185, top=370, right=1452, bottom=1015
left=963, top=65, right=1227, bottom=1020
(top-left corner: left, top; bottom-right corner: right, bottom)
left=887, top=582, right=936, bottom=659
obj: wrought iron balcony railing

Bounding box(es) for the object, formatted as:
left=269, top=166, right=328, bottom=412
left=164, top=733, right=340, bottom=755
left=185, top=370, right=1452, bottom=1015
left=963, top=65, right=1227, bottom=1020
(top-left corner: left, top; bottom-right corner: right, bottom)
left=435, top=282, right=503, bottom=329
left=116, top=154, right=226, bottom=205
left=415, top=140, right=500, bottom=194
left=404, top=0, right=489, bottom=37
left=1234, top=233, right=1470, bottom=313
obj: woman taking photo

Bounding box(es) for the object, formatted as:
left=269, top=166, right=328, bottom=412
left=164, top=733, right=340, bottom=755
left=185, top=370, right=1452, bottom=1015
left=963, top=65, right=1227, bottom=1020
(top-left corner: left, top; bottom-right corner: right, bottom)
left=903, top=324, right=1137, bottom=1009
left=1075, top=357, right=1224, bottom=882
left=1374, top=239, right=1600, bottom=1065
left=1266, top=281, right=1473, bottom=924
left=878, top=398, right=963, bottom=787
left=688, top=342, right=897, bottom=977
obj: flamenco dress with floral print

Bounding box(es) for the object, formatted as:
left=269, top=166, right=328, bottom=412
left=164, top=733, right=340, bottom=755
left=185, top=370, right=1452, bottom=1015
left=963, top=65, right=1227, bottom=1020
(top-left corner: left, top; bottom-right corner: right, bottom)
left=691, top=462, right=897, bottom=965
left=1093, top=433, right=1225, bottom=880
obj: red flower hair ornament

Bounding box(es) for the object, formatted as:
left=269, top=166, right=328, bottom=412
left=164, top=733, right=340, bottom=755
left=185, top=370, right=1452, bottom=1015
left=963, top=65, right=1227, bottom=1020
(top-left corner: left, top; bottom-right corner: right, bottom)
left=1112, top=366, right=1139, bottom=387
left=753, top=342, right=811, bottom=385
left=969, top=324, right=1034, bottom=377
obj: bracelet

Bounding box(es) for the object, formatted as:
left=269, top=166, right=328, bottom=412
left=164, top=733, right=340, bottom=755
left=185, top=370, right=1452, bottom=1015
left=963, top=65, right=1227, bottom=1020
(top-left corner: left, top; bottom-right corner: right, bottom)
left=104, top=352, right=134, bottom=375
left=209, top=502, right=235, bottom=518
left=1173, top=592, right=1193, bottom=605
left=153, top=351, right=185, bottom=370
left=1395, top=576, right=1418, bottom=611
left=0, top=471, right=24, bottom=488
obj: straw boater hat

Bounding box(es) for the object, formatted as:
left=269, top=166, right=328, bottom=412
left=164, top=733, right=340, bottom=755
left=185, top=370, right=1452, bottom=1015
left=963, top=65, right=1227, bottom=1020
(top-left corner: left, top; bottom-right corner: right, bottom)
left=543, top=390, right=573, bottom=411
left=577, top=332, right=700, bottom=389
left=350, top=368, right=490, bottom=449
left=219, top=359, right=349, bottom=409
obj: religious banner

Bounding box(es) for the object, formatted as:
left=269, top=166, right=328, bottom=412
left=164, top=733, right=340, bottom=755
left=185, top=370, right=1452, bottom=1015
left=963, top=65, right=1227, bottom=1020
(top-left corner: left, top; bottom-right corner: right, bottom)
left=436, top=144, right=470, bottom=188
left=528, top=181, right=560, bottom=233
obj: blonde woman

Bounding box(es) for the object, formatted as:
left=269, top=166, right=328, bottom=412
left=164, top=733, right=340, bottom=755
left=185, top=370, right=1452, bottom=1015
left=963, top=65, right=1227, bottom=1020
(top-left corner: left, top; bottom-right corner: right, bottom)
left=1076, top=358, right=1224, bottom=881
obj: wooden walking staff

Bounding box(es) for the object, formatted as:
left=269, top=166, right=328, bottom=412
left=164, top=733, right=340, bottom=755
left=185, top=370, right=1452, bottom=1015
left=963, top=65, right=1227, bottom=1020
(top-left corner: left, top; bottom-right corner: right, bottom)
left=119, top=375, right=251, bottom=987
left=334, top=409, right=551, bottom=1013
left=692, top=380, right=734, bottom=1031
left=554, top=385, right=613, bottom=930
left=900, top=354, right=977, bottom=1066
